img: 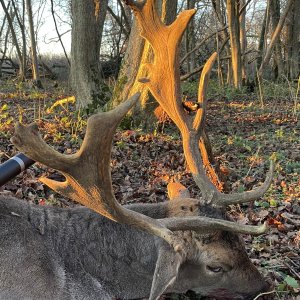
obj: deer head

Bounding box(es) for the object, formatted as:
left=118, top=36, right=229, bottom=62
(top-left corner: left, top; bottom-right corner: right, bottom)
left=12, top=0, right=273, bottom=299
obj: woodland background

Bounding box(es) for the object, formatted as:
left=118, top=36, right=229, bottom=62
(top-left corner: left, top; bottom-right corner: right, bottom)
left=0, top=0, right=299, bottom=299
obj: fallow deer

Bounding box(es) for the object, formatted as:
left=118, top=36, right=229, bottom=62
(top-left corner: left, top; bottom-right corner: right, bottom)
left=0, top=0, right=273, bottom=299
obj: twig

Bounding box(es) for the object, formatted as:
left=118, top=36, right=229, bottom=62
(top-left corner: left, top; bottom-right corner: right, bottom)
left=50, top=0, right=70, bottom=66
left=285, top=257, right=300, bottom=269
left=253, top=290, right=276, bottom=300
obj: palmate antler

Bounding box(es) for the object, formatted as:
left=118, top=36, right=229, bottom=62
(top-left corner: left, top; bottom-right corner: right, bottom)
left=12, top=0, right=272, bottom=257
left=11, top=93, right=267, bottom=250
left=12, top=95, right=180, bottom=249
left=125, top=0, right=274, bottom=206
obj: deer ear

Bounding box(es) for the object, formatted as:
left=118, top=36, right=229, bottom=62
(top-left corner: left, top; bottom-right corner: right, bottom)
left=149, top=244, right=183, bottom=300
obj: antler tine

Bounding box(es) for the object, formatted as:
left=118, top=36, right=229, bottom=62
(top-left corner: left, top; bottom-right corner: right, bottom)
left=213, top=160, right=275, bottom=206
left=163, top=217, right=268, bottom=236
left=12, top=94, right=141, bottom=174
left=182, top=53, right=222, bottom=199
left=12, top=122, right=77, bottom=172
left=193, top=52, right=217, bottom=133
left=12, top=93, right=187, bottom=250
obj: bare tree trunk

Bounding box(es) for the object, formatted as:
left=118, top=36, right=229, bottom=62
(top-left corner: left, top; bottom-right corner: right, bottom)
left=0, top=7, right=8, bottom=76
left=11, top=0, right=27, bottom=81
left=111, top=19, right=145, bottom=108
left=285, top=0, right=300, bottom=79
left=0, top=19, right=10, bottom=77
left=258, top=0, right=294, bottom=78
left=0, top=0, right=25, bottom=80
left=70, top=0, right=108, bottom=109
left=211, top=0, right=231, bottom=84
left=269, top=0, right=282, bottom=79
left=211, top=0, right=228, bottom=42
left=257, top=6, right=268, bottom=70
left=21, top=0, right=26, bottom=80
left=185, top=0, right=196, bottom=76
left=290, top=3, right=300, bottom=80
left=239, top=0, right=247, bottom=83
left=226, top=0, right=242, bottom=89
left=25, top=0, right=43, bottom=88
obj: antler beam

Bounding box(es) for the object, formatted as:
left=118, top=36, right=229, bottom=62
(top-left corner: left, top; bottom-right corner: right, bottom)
left=12, top=94, right=180, bottom=249
left=163, top=217, right=267, bottom=236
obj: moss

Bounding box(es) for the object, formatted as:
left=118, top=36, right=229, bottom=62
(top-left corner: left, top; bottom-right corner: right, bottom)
left=80, top=66, right=112, bottom=115
left=110, top=74, right=128, bottom=108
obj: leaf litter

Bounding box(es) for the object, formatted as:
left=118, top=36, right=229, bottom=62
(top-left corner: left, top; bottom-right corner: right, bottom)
left=0, top=82, right=299, bottom=299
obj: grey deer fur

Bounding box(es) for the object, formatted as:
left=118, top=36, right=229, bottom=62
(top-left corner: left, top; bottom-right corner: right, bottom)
left=0, top=196, right=269, bottom=300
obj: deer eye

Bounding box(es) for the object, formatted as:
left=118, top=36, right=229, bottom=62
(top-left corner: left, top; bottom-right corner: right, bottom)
left=206, top=265, right=223, bottom=273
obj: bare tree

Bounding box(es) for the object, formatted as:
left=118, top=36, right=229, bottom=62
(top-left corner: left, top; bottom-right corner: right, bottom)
left=11, top=0, right=27, bottom=81
left=70, top=0, right=108, bottom=109
left=107, top=0, right=131, bottom=38
left=111, top=19, right=145, bottom=107
left=239, top=0, right=247, bottom=83
left=184, top=0, right=196, bottom=76
left=0, top=4, right=9, bottom=76
left=258, top=0, right=294, bottom=78
left=50, top=0, right=70, bottom=66
left=25, top=0, right=43, bottom=88
left=269, top=0, right=282, bottom=79
left=226, top=0, right=242, bottom=89
left=0, top=0, right=25, bottom=79
left=257, top=2, right=268, bottom=71
left=211, top=0, right=232, bottom=84
left=285, top=0, right=300, bottom=79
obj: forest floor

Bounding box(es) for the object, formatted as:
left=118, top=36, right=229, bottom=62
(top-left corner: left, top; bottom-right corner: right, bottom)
left=0, top=79, right=299, bottom=299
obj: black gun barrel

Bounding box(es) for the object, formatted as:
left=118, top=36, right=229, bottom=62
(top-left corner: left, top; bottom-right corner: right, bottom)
left=0, top=153, right=35, bottom=186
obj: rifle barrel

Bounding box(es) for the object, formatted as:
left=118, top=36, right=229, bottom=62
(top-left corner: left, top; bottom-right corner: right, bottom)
left=0, top=153, right=35, bottom=186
